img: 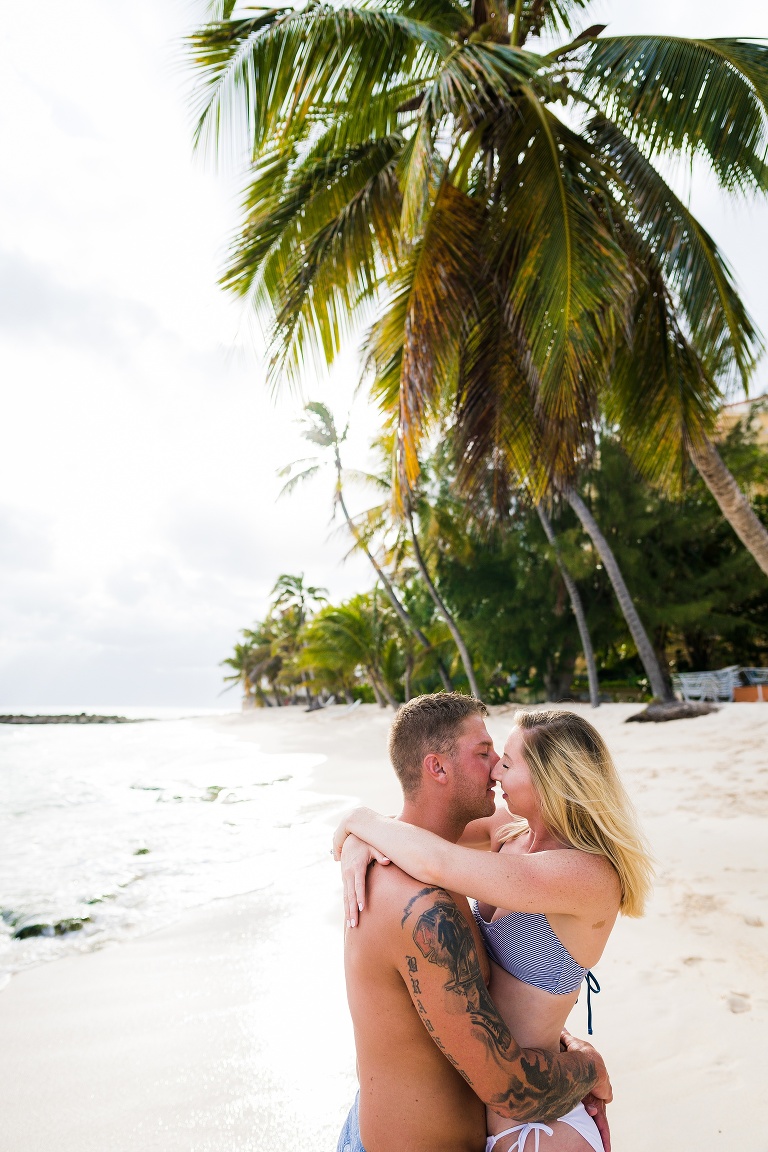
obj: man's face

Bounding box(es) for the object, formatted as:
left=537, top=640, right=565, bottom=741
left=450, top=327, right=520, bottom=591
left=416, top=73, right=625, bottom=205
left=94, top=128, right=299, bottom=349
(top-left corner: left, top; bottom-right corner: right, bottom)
left=445, top=714, right=500, bottom=823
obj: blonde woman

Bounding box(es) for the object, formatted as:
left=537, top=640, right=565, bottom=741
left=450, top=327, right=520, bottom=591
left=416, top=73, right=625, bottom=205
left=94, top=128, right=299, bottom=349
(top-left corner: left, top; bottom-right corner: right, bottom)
left=333, top=709, right=652, bottom=1152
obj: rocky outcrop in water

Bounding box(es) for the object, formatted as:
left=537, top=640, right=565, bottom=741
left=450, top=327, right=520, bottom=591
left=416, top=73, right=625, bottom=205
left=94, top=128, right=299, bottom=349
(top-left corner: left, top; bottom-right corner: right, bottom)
left=2, top=910, right=92, bottom=939
left=0, top=713, right=138, bottom=724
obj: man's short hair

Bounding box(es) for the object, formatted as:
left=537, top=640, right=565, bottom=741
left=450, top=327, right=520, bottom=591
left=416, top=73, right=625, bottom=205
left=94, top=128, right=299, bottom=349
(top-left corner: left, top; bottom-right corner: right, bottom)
left=388, top=692, right=488, bottom=797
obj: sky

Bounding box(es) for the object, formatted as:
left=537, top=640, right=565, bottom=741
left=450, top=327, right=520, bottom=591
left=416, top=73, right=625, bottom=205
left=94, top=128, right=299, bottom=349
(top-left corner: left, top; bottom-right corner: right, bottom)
left=0, top=0, right=766, bottom=708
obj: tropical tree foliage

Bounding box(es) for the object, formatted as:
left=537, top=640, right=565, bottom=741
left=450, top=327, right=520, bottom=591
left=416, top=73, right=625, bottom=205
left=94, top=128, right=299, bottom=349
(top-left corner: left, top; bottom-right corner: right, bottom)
left=189, top=1, right=768, bottom=703
left=225, top=410, right=768, bottom=707
left=279, top=400, right=457, bottom=689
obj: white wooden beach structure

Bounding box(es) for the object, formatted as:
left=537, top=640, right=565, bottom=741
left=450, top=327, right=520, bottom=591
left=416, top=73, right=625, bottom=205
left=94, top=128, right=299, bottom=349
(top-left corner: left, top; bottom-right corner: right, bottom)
left=672, top=665, right=768, bottom=702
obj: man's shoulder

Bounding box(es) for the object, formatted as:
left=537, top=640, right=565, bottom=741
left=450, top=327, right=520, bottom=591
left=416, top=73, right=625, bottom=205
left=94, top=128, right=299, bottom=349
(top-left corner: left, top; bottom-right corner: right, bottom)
left=358, top=864, right=451, bottom=943
left=367, top=860, right=442, bottom=909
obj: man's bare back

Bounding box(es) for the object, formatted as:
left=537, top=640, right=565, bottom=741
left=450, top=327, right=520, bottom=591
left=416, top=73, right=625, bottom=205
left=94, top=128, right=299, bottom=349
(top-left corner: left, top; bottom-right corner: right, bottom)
left=346, top=863, right=488, bottom=1151
left=338, top=695, right=607, bottom=1152
left=346, top=861, right=600, bottom=1152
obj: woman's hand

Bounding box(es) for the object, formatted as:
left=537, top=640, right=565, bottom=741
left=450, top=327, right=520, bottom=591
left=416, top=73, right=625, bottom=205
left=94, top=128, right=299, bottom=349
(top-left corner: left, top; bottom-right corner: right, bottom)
left=340, top=833, right=390, bottom=927
left=332, top=806, right=375, bottom=861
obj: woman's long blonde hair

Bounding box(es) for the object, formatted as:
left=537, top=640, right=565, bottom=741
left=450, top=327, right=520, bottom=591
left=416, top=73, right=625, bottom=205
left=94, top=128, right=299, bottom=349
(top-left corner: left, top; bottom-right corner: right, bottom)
left=500, top=709, right=653, bottom=917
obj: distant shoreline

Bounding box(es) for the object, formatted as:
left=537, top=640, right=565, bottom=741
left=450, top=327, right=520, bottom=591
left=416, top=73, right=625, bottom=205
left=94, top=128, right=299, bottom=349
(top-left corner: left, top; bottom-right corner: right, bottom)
left=0, top=713, right=142, bottom=725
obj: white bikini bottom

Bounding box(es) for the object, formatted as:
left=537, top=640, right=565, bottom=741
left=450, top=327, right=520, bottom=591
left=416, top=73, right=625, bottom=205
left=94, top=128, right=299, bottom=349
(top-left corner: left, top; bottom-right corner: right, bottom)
left=485, top=1101, right=603, bottom=1152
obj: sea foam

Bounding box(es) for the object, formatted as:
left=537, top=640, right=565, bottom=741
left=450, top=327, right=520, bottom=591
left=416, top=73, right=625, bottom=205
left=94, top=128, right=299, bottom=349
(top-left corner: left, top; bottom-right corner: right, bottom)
left=0, top=714, right=327, bottom=981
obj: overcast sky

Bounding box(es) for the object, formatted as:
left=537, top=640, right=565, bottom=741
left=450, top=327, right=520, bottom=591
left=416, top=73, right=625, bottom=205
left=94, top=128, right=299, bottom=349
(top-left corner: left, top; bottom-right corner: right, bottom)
left=1, top=0, right=766, bottom=709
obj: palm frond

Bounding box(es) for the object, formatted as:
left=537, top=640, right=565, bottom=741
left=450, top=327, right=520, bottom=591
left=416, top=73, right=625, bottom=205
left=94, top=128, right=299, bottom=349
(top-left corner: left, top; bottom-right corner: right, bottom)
left=397, top=40, right=543, bottom=237
left=491, top=96, right=634, bottom=481
left=579, top=36, right=768, bottom=195
left=205, top=0, right=238, bottom=20
left=517, top=0, right=595, bottom=46
left=188, top=6, right=455, bottom=162
left=454, top=286, right=543, bottom=519
left=227, top=135, right=404, bottom=388
left=277, top=464, right=322, bottom=499
left=606, top=275, right=722, bottom=493
left=386, top=0, right=472, bottom=37
left=393, top=182, right=485, bottom=495
left=588, top=114, right=764, bottom=390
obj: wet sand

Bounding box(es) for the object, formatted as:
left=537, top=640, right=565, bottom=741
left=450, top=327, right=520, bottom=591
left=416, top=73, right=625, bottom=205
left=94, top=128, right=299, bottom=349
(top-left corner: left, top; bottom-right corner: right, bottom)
left=0, top=702, right=765, bottom=1150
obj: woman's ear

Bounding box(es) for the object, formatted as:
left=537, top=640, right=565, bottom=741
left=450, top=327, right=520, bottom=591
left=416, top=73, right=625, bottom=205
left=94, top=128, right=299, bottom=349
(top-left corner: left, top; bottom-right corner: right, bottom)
left=423, top=753, right=448, bottom=784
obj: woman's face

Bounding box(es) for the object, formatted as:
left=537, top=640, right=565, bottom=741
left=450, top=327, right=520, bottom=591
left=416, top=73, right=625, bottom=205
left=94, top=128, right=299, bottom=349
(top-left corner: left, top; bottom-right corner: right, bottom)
left=491, top=726, right=539, bottom=820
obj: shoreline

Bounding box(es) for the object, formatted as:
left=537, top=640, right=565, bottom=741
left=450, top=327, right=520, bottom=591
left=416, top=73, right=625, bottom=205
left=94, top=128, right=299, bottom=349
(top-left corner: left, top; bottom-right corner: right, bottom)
left=0, top=703, right=765, bottom=1150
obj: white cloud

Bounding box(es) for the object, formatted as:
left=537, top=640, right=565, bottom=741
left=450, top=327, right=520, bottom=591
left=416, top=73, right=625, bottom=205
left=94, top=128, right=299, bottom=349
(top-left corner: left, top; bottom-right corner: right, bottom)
left=0, top=0, right=766, bottom=707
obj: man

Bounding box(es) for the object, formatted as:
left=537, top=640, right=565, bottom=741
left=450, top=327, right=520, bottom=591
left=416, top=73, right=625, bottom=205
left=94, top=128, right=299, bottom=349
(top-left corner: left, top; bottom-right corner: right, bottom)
left=337, top=693, right=611, bottom=1152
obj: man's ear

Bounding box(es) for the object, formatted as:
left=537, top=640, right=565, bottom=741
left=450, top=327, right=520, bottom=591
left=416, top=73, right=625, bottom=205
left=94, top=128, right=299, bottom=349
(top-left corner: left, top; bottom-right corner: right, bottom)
left=423, top=753, right=447, bottom=784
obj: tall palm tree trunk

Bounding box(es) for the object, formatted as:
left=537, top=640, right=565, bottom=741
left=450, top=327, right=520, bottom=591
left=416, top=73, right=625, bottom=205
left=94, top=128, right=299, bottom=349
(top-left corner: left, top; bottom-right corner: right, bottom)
left=407, top=509, right=481, bottom=698
left=536, top=504, right=600, bottom=709
left=690, top=435, right=768, bottom=579
left=368, top=675, right=387, bottom=708
left=370, top=667, right=399, bottom=709
left=564, top=489, right=673, bottom=702
left=336, top=484, right=454, bottom=691
left=404, top=653, right=414, bottom=702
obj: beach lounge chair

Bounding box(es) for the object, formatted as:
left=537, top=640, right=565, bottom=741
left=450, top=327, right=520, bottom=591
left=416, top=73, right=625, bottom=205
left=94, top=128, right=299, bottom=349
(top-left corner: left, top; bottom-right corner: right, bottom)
left=672, top=666, right=742, bottom=703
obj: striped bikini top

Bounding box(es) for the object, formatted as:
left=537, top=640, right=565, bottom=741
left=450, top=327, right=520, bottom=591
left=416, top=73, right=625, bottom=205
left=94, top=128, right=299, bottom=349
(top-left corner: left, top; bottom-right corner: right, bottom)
left=470, top=900, right=600, bottom=1033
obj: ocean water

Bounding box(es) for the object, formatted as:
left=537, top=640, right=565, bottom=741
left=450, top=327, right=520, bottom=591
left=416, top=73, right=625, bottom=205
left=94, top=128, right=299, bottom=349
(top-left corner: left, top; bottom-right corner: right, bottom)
left=0, top=711, right=332, bottom=987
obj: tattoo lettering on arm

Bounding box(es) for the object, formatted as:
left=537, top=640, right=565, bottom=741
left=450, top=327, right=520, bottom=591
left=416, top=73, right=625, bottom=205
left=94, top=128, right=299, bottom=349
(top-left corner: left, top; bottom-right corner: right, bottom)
left=402, top=888, right=598, bottom=1123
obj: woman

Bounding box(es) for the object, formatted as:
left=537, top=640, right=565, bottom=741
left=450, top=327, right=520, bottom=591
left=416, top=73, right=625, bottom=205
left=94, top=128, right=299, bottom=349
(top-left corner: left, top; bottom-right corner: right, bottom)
left=333, top=709, right=652, bottom=1152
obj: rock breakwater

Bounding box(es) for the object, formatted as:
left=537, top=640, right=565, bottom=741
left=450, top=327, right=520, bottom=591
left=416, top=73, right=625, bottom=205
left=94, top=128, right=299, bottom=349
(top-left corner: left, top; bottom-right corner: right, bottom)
left=0, top=714, right=140, bottom=725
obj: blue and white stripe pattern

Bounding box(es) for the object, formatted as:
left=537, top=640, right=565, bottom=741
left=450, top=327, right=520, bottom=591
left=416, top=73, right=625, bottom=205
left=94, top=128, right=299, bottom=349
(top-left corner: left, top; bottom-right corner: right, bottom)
left=470, top=901, right=586, bottom=994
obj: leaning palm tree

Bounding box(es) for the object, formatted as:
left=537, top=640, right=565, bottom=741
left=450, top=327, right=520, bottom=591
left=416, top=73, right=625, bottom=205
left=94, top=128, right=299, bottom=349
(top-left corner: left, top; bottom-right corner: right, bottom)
left=301, top=593, right=401, bottom=708
left=188, top=1, right=768, bottom=674
left=222, top=620, right=286, bottom=705
left=279, top=401, right=455, bottom=690
left=349, top=435, right=483, bottom=696
left=535, top=503, right=600, bottom=708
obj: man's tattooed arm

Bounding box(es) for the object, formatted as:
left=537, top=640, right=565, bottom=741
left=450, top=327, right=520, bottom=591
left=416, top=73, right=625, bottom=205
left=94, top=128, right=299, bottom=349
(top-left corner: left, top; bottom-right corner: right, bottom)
left=399, top=887, right=605, bottom=1123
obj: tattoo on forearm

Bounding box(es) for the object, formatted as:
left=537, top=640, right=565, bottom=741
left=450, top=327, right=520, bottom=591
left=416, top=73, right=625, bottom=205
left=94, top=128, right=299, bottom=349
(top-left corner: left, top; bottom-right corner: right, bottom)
left=489, top=1052, right=597, bottom=1124
left=402, top=888, right=598, bottom=1122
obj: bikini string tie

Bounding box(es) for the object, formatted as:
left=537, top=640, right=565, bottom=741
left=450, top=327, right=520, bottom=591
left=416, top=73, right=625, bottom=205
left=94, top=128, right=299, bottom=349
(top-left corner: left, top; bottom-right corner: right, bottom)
left=486, top=1122, right=554, bottom=1152
left=585, top=970, right=600, bottom=1036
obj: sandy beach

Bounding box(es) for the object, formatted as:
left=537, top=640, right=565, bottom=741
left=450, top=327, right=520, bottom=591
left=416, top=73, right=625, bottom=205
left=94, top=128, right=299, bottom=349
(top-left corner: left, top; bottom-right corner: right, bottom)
left=1, top=701, right=766, bottom=1151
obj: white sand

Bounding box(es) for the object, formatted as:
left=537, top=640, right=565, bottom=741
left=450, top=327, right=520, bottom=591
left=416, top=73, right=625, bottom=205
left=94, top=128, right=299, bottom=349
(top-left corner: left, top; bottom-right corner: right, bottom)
left=1, top=702, right=766, bottom=1151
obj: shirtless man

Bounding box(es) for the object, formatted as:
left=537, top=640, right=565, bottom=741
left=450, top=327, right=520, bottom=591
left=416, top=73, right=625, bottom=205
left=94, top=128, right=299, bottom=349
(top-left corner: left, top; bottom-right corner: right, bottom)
left=336, top=693, right=611, bottom=1152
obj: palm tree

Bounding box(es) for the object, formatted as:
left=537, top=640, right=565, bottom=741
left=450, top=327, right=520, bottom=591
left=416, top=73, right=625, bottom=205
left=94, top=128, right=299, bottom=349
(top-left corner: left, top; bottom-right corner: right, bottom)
left=222, top=620, right=285, bottom=706
left=278, top=401, right=455, bottom=690
left=188, top=2, right=768, bottom=684
left=535, top=503, right=600, bottom=708
left=348, top=435, right=482, bottom=696
left=562, top=488, right=671, bottom=699
left=301, top=593, right=400, bottom=708
left=221, top=640, right=263, bottom=706
left=270, top=572, right=327, bottom=625
left=269, top=572, right=327, bottom=703
left=405, top=500, right=481, bottom=698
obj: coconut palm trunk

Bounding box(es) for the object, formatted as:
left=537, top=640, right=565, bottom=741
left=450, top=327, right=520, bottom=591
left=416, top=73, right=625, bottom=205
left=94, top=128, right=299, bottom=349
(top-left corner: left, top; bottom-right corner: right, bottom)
left=368, top=675, right=387, bottom=708
left=407, top=508, right=481, bottom=698
left=336, top=479, right=454, bottom=692
left=690, top=436, right=768, bottom=580
left=564, top=489, right=672, bottom=702
left=372, top=669, right=399, bottom=710
left=403, top=652, right=414, bottom=702
left=535, top=504, right=600, bottom=709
